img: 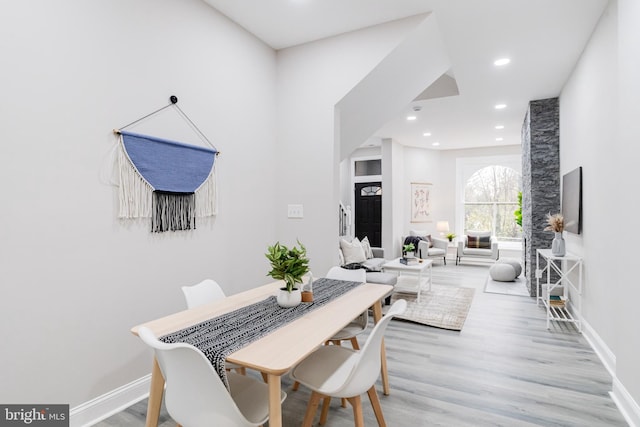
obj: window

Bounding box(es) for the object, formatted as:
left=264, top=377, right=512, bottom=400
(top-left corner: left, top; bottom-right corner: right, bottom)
left=360, top=185, right=382, bottom=196
left=463, top=165, right=521, bottom=243
left=354, top=159, right=381, bottom=176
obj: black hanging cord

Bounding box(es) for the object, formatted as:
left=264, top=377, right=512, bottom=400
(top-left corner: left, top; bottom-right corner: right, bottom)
left=113, top=95, right=219, bottom=154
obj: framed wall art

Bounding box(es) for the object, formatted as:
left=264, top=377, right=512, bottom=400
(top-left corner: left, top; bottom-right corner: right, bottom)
left=411, top=182, right=432, bottom=223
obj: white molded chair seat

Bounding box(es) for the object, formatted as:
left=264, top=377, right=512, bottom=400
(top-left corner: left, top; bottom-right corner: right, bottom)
left=290, top=299, right=407, bottom=427
left=181, top=279, right=244, bottom=373
left=325, top=266, right=368, bottom=347
left=138, top=327, right=286, bottom=427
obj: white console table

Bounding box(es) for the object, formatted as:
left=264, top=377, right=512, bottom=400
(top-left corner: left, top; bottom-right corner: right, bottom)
left=536, top=249, right=583, bottom=331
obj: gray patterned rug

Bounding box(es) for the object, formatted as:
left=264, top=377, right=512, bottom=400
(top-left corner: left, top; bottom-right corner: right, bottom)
left=391, top=284, right=475, bottom=331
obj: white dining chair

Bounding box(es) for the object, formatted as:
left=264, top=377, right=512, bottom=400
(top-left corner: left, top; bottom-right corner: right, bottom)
left=181, top=279, right=246, bottom=375
left=181, top=279, right=227, bottom=309
left=290, top=299, right=407, bottom=427
left=291, top=266, right=369, bottom=404
left=138, top=327, right=286, bottom=427
left=325, top=266, right=369, bottom=350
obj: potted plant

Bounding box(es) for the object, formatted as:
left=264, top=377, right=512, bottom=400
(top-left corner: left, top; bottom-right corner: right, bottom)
left=446, top=233, right=456, bottom=242
left=266, top=240, right=310, bottom=307
left=403, top=243, right=415, bottom=258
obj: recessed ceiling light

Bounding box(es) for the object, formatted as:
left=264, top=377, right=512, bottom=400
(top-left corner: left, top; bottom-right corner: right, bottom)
left=407, top=115, right=417, bottom=121
left=496, top=137, right=504, bottom=141
left=494, top=104, right=507, bottom=110
left=494, top=58, right=511, bottom=66
left=423, top=132, right=431, bottom=137
left=495, top=125, right=505, bottom=129
left=432, top=142, right=440, bottom=146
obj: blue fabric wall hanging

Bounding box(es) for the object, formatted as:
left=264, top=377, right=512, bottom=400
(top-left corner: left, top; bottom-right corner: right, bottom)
left=117, top=131, right=218, bottom=232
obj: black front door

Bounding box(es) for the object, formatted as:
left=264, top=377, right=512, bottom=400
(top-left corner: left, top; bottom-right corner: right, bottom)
left=354, top=182, right=382, bottom=247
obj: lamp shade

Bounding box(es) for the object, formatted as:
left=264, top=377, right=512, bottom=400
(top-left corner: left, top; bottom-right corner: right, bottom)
left=436, top=221, right=450, bottom=233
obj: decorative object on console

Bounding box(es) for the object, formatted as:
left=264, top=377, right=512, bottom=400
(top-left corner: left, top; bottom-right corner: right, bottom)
left=410, top=182, right=432, bottom=223
left=544, top=213, right=565, bottom=257
left=446, top=233, right=456, bottom=242
left=266, top=240, right=310, bottom=308
left=114, top=96, right=219, bottom=232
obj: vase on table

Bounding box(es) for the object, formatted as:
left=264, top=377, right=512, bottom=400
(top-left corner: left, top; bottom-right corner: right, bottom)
left=277, top=288, right=302, bottom=308
left=551, top=232, right=566, bottom=257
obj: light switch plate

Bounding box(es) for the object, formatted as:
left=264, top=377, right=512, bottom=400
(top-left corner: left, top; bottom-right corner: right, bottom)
left=287, top=204, right=303, bottom=218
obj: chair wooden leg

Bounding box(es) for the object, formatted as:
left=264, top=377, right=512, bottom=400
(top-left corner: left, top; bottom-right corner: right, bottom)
left=302, top=391, right=322, bottom=427
left=261, top=372, right=268, bottom=383
left=367, top=386, right=387, bottom=427
left=292, top=380, right=300, bottom=391
left=320, top=396, right=331, bottom=425
left=236, top=367, right=246, bottom=375
left=346, top=396, right=364, bottom=427
left=349, top=337, right=360, bottom=350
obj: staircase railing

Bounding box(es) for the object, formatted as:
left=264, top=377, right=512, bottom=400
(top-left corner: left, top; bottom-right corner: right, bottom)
left=339, top=202, right=352, bottom=237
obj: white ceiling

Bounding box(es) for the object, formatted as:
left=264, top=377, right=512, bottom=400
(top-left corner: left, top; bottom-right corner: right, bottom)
left=202, top=0, right=609, bottom=151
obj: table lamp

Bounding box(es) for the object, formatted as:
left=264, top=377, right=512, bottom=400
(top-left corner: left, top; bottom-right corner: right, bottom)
left=436, top=221, right=449, bottom=237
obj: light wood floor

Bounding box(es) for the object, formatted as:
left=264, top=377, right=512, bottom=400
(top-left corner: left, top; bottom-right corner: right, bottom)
left=96, top=263, right=628, bottom=426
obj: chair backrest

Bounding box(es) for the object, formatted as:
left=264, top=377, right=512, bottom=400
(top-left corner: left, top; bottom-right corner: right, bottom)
left=137, top=327, right=257, bottom=426
left=182, top=279, right=226, bottom=309
left=337, top=299, right=407, bottom=397
left=325, top=266, right=366, bottom=283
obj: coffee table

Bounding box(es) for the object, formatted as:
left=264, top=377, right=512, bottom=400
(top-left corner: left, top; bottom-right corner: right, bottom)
left=382, top=258, right=432, bottom=303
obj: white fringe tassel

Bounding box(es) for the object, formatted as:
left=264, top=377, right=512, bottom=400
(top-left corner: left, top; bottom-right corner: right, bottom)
left=118, top=142, right=153, bottom=218
left=195, top=167, right=218, bottom=217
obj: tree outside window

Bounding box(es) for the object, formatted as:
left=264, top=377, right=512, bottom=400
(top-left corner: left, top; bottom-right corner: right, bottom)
left=464, top=165, right=522, bottom=242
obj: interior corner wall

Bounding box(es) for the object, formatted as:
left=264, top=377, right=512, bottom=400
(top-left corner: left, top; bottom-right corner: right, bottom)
left=561, top=0, right=640, bottom=416
left=275, top=15, right=431, bottom=278
left=521, top=98, right=560, bottom=296
left=0, top=0, right=278, bottom=408
left=616, top=0, right=640, bottom=410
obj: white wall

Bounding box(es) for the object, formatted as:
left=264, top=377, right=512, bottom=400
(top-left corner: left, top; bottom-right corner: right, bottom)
left=560, top=0, right=640, bottom=420
left=0, top=0, right=278, bottom=407
left=275, top=16, right=429, bottom=278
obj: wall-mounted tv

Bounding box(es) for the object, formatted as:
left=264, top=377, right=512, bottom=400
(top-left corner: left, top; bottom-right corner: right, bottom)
left=561, top=166, right=582, bottom=234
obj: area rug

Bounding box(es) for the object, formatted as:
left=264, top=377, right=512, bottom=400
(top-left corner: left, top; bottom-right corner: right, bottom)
left=390, top=284, right=475, bottom=331
left=484, top=276, right=530, bottom=296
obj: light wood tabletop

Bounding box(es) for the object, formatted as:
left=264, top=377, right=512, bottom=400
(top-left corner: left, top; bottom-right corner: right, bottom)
left=131, top=279, right=393, bottom=427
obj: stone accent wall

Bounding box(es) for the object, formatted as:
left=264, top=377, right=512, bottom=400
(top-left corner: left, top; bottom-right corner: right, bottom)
left=521, top=98, right=560, bottom=296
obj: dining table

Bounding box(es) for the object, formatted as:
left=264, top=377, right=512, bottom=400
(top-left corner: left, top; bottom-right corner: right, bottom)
left=130, top=279, right=394, bottom=427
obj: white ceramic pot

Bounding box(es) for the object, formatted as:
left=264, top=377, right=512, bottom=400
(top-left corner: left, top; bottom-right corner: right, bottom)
left=277, top=288, right=302, bottom=308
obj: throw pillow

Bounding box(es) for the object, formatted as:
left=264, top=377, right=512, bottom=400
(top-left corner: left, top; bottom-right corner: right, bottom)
left=423, top=234, right=433, bottom=248
left=467, top=235, right=491, bottom=249
left=338, top=248, right=345, bottom=266
left=340, top=238, right=366, bottom=264
left=361, top=236, right=374, bottom=259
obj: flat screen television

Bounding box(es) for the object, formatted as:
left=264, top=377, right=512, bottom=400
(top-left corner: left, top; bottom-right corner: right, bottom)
left=561, top=166, right=582, bottom=234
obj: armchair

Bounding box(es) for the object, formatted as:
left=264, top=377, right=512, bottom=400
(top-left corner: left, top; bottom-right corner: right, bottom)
left=403, top=230, right=448, bottom=265
left=456, top=231, right=499, bottom=265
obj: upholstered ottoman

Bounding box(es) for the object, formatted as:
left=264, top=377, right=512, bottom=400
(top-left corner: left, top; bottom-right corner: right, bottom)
left=497, top=259, right=522, bottom=277
left=489, top=263, right=517, bottom=282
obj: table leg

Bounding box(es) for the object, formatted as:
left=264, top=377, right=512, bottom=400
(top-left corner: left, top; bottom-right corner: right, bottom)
left=372, top=300, right=390, bottom=395
left=145, top=357, right=165, bottom=427
left=267, top=373, right=282, bottom=427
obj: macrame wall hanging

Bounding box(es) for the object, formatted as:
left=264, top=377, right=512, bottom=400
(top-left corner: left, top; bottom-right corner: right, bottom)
left=114, top=96, right=219, bottom=232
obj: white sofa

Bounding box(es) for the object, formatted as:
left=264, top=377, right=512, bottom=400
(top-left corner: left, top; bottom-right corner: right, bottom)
left=402, top=230, right=448, bottom=265
left=338, top=237, right=397, bottom=287
left=456, top=231, right=499, bottom=265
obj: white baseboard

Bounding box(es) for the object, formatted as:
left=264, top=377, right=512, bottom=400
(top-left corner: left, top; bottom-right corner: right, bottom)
left=581, top=317, right=616, bottom=377
left=611, top=378, right=640, bottom=427
left=69, top=375, right=150, bottom=427
left=582, top=318, right=639, bottom=426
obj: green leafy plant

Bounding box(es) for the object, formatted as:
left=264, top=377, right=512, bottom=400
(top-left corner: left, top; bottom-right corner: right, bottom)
left=446, top=233, right=456, bottom=242
left=403, top=243, right=415, bottom=254
left=265, top=241, right=310, bottom=292
left=514, top=191, right=522, bottom=227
